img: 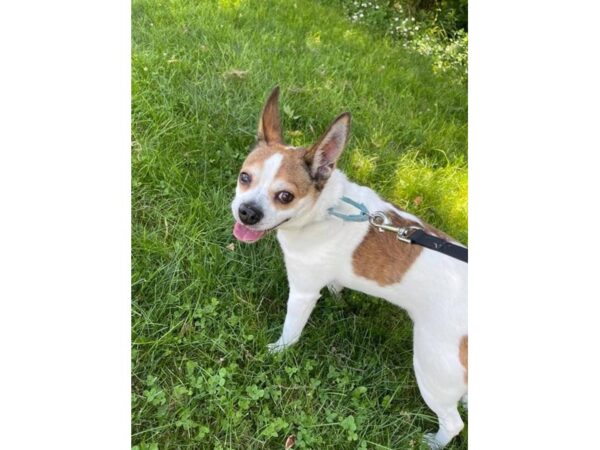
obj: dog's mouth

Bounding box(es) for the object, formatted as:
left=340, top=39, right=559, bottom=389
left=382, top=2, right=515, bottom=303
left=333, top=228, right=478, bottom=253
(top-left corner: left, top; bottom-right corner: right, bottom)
left=233, top=219, right=290, bottom=243
left=233, top=222, right=266, bottom=243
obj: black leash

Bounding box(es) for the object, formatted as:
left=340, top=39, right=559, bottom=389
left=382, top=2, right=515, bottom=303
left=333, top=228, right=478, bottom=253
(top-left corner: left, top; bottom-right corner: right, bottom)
left=402, top=228, right=468, bottom=263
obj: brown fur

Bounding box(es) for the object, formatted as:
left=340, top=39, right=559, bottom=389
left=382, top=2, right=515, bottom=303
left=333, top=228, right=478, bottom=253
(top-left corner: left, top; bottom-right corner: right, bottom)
left=352, top=210, right=424, bottom=286
left=459, top=335, right=468, bottom=384
left=274, top=148, right=315, bottom=206
left=241, top=144, right=279, bottom=169
left=240, top=144, right=316, bottom=208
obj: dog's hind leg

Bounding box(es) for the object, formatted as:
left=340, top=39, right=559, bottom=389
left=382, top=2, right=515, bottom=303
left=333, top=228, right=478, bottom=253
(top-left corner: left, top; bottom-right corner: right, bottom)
left=422, top=404, right=463, bottom=450
left=413, top=325, right=467, bottom=449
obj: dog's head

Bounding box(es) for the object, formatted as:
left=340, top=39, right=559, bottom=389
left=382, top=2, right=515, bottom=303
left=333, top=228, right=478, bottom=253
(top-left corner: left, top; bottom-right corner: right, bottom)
left=232, top=87, right=351, bottom=243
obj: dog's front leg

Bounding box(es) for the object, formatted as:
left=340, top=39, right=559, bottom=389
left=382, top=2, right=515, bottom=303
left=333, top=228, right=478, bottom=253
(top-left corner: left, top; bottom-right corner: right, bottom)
left=267, top=288, right=320, bottom=353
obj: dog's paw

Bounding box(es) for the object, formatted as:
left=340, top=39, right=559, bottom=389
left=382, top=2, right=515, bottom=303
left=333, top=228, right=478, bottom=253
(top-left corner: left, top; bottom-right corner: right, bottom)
left=266, top=341, right=287, bottom=353
left=326, top=282, right=344, bottom=298
left=460, top=393, right=468, bottom=412
left=423, top=433, right=444, bottom=450
left=267, top=338, right=295, bottom=353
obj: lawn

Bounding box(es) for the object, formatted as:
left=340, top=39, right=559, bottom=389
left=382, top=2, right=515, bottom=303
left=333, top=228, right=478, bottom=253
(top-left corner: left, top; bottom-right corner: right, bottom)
left=132, top=0, right=468, bottom=449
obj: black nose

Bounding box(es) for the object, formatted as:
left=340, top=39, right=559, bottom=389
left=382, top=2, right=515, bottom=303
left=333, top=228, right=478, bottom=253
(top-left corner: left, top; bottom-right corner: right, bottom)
left=238, top=203, right=263, bottom=225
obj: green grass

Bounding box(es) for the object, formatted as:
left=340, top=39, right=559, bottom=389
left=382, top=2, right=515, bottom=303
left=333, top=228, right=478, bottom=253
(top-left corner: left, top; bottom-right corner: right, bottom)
left=132, top=0, right=468, bottom=449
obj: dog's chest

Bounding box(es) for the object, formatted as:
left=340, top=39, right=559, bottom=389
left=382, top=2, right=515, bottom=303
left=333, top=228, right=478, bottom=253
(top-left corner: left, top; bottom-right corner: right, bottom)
left=277, top=220, right=369, bottom=270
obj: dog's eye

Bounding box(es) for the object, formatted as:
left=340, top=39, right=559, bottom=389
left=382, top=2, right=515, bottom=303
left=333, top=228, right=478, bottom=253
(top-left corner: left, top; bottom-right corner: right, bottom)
left=276, top=191, right=294, bottom=204
left=239, top=172, right=251, bottom=184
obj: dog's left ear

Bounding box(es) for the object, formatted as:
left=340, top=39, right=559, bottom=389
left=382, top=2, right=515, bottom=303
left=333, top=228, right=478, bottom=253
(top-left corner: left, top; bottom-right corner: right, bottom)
left=305, top=112, right=351, bottom=182
left=257, top=86, right=284, bottom=145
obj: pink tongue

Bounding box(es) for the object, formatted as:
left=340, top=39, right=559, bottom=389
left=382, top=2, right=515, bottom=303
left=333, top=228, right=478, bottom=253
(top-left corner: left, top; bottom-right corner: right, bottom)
left=233, top=222, right=266, bottom=242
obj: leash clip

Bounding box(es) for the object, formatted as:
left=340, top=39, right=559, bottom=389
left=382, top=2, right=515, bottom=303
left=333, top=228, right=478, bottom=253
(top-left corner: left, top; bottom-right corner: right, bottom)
left=369, top=212, right=422, bottom=243
left=396, top=225, right=422, bottom=243
left=368, top=212, right=399, bottom=233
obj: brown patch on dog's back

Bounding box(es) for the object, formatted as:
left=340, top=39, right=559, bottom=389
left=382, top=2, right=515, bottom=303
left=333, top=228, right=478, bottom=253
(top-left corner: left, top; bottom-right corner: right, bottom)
left=352, top=210, right=424, bottom=286
left=459, top=335, right=468, bottom=384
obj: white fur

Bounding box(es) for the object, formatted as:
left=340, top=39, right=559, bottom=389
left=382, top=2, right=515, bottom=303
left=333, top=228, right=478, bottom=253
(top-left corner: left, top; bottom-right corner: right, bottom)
left=268, top=169, right=468, bottom=449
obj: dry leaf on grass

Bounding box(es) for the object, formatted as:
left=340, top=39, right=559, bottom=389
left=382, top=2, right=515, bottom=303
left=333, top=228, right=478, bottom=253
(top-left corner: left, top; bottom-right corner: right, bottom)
left=284, top=434, right=296, bottom=449
left=224, top=69, right=249, bottom=79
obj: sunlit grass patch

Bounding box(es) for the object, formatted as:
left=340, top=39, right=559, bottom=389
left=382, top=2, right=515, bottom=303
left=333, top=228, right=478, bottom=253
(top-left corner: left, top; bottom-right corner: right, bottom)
left=391, top=153, right=468, bottom=244
left=348, top=148, right=378, bottom=185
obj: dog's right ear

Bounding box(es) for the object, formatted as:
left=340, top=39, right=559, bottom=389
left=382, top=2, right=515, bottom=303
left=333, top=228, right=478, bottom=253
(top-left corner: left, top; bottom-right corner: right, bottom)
left=304, top=112, right=351, bottom=183
left=257, top=86, right=284, bottom=145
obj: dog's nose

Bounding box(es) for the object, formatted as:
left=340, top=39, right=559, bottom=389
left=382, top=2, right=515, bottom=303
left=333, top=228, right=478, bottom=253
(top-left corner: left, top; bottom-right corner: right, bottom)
left=238, top=203, right=263, bottom=225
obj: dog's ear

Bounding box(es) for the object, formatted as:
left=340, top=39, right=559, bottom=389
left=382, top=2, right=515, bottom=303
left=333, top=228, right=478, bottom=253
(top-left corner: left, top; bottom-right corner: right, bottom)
left=257, top=86, right=284, bottom=145
left=305, top=112, right=351, bottom=182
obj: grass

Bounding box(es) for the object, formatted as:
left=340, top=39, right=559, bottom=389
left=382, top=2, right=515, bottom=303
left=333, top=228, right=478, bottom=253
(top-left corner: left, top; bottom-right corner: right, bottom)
left=132, top=0, right=468, bottom=449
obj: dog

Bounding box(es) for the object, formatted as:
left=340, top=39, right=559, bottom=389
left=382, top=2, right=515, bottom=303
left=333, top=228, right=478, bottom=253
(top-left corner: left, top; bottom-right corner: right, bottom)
left=231, top=87, right=467, bottom=449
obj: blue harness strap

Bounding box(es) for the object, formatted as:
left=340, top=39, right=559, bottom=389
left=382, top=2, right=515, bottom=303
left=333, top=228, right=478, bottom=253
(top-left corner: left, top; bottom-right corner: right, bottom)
left=327, top=196, right=370, bottom=222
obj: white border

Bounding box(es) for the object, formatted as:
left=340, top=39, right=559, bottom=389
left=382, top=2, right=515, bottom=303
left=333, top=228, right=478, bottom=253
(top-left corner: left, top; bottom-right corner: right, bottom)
left=470, top=0, right=600, bottom=448
left=0, top=1, right=130, bottom=448
left=1, top=0, right=599, bottom=448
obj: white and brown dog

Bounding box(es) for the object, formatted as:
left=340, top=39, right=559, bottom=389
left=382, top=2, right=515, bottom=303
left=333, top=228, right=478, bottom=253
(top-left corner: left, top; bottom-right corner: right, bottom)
left=231, top=87, right=467, bottom=449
